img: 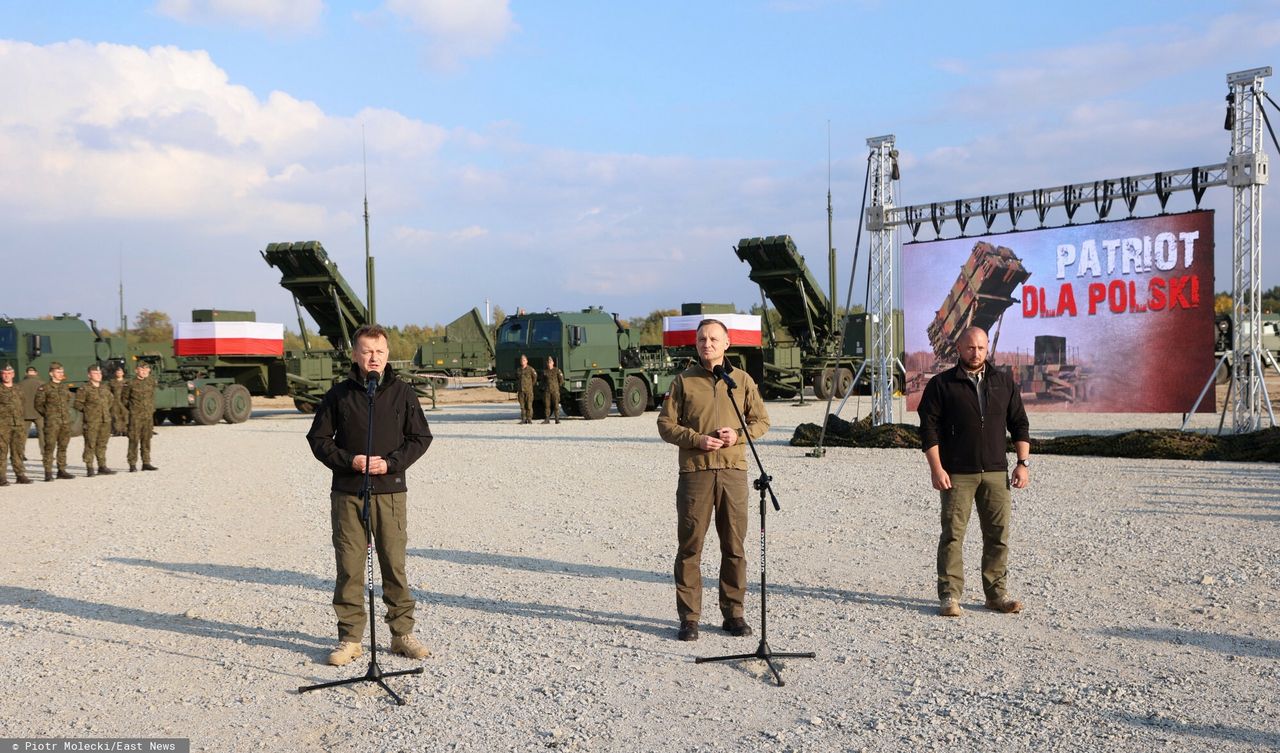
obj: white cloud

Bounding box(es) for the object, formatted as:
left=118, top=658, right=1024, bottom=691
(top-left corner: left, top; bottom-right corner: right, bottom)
left=0, top=38, right=805, bottom=324
left=0, top=40, right=447, bottom=231
left=383, top=0, right=517, bottom=69
left=155, top=0, right=325, bottom=32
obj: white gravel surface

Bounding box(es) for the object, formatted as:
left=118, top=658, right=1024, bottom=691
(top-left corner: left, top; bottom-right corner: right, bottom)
left=0, top=398, right=1277, bottom=752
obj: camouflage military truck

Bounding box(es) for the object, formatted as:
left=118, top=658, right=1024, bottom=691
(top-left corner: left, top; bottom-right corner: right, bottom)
left=413, top=307, right=495, bottom=377
left=0, top=314, right=251, bottom=428
left=495, top=307, right=682, bottom=420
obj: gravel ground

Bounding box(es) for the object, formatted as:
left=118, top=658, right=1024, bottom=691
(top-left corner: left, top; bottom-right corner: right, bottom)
left=0, top=396, right=1277, bottom=752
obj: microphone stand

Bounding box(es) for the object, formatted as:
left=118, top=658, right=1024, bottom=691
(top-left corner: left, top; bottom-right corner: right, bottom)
left=300, top=374, right=424, bottom=705
left=696, top=369, right=815, bottom=687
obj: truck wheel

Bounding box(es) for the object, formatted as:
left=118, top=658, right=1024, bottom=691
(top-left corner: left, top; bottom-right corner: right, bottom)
left=222, top=384, right=252, bottom=423
left=813, top=368, right=836, bottom=400
left=837, top=368, right=854, bottom=398
left=579, top=377, right=611, bottom=420
left=191, top=387, right=225, bottom=426
left=618, top=375, right=648, bottom=417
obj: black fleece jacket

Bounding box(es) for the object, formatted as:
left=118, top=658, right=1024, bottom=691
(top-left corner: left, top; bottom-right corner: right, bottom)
left=306, top=364, right=433, bottom=494
left=917, top=363, right=1029, bottom=474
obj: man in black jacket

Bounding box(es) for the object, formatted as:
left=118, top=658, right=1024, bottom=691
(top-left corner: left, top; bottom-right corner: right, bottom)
left=918, top=327, right=1030, bottom=618
left=307, top=324, right=434, bottom=666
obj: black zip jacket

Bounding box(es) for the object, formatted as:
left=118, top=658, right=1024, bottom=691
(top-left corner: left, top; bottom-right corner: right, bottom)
left=306, top=364, right=433, bottom=494
left=917, top=363, right=1029, bottom=474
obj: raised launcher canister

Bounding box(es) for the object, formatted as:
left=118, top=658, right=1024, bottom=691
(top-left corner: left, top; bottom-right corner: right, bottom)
left=926, top=241, right=1030, bottom=362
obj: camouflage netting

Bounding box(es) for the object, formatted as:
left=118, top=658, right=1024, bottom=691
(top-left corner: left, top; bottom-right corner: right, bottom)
left=791, top=415, right=922, bottom=450
left=790, top=414, right=1280, bottom=462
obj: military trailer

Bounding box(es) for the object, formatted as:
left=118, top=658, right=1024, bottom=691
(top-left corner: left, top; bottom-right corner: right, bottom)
left=413, top=307, right=495, bottom=377
left=495, top=307, right=680, bottom=419
left=120, top=310, right=290, bottom=424
left=734, top=235, right=903, bottom=400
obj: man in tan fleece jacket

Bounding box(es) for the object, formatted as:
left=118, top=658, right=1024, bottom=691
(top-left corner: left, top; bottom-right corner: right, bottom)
left=657, top=319, right=770, bottom=642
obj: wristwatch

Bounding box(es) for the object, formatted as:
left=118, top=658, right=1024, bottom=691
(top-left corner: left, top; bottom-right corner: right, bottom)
left=1016, top=458, right=1031, bottom=468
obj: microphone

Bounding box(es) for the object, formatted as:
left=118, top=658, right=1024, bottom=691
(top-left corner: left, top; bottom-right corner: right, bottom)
left=712, top=364, right=737, bottom=389
left=366, top=370, right=380, bottom=397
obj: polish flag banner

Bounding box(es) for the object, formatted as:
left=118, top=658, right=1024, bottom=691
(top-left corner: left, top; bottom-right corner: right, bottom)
left=174, top=322, right=285, bottom=357
left=661, top=314, right=762, bottom=347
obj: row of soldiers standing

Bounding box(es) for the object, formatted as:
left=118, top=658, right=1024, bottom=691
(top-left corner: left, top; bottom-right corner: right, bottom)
left=0, top=360, right=159, bottom=484
left=515, top=355, right=565, bottom=424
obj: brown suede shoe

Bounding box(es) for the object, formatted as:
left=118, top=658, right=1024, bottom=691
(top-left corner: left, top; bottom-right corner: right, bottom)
left=985, top=596, right=1024, bottom=614
left=326, top=641, right=363, bottom=666
left=939, top=598, right=962, bottom=617
left=677, top=620, right=699, bottom=641
left=390, top=633, right=431, bottom=660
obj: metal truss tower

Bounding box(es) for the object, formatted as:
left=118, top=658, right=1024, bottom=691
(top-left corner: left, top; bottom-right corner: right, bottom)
left=1227, top=67, right=1272, bottom=433
left=865, top=135, right=898, bottom=425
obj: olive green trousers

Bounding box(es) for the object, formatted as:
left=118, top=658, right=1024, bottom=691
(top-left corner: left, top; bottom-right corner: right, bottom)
left=330, top=490, right=415, bottom=643
left=937, top=471, right=1011, bottom=601
left=674, top=468, right=748, bottom=623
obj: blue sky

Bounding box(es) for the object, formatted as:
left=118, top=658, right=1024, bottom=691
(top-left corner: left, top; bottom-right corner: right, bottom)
left=2, top=0, right=1278, bottom=330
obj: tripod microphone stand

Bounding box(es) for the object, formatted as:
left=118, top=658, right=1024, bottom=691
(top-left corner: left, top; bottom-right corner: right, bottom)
left=696, top=367, right=815, bottom=686
left=300, top=374, right=423, bottom=705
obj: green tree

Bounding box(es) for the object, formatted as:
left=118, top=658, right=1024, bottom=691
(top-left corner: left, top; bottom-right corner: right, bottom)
left=626, top=309, right=679, bottom=346
left=1262, top=285, right=1280, bottom=314
left=131, top=309, right=172, bottom=345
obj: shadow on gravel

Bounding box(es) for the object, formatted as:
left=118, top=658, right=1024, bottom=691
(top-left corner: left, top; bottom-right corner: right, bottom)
left=0, top=585, right=330, bottom=656
left=410, top=548, right=937, bottom=615
left=1099, top=626, right=1280, bottom=659
left=111, top=557, right=674, bottom=640
left=1113, top=711, right=1280, bottom=750
left=426, top=591, right=673, bottom=638
left=1116, top=506, right=1280, bottom=523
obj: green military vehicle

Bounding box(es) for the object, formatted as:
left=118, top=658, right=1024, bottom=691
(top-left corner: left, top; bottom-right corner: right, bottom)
left=0, top=314, right=255, bottom=428
left=128, top=309, right=290, bottom=424
left=495, top=307, right=681, bottom=419
left=735, top=235, right=904, bottom=399
left=413, top=307, right=495, bottom=377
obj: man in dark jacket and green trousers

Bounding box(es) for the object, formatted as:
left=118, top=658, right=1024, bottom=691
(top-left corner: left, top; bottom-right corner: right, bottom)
left=918, top=326, right=1030, bottom=619
left=307, top=324, right=434, bottom=667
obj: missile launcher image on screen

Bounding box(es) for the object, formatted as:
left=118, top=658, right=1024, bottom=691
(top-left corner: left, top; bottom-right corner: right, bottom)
left=926, top=241, right=1030, bottom=363
left=921, top=240, right=1089, bottom=403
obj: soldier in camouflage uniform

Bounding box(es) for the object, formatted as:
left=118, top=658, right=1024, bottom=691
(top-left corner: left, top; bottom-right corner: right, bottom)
left=124, top=361, right=159, bottom=472
left=19, top=366, right=42, bottom=444
left=73, top=364, right=116, bottom=477
left=540, top=356, right=565, bottom=424
left=34, top=362, right=74, bottom=481
left=516, top=354, right=537, bottom=425
left=0, top=364, right=34, bottom=484
left=108, top=367, right=128, bottom=436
